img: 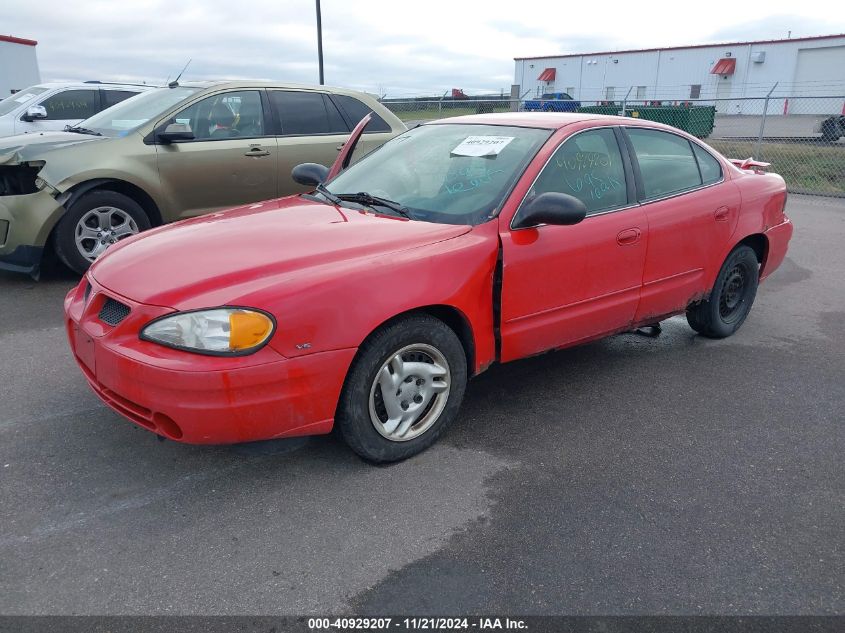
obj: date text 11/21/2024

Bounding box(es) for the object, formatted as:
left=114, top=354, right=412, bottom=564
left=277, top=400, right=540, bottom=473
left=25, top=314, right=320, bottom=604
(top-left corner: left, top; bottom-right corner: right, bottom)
left=307, top=617, right=528, bottom=630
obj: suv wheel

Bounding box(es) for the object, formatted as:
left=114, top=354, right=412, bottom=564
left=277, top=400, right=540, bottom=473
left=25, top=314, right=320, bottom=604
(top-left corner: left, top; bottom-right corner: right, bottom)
left=54, top=190, right=150, bottom=274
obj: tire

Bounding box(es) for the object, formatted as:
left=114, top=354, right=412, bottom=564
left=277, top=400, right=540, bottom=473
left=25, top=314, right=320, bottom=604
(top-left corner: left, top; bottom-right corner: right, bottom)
left=336, top=314, right=467, bottom=463
left=54, top=190, right=151, bottom=274
left=820, top=119, right=841, bottom=143
left=686, top=245, right=759, bottom=338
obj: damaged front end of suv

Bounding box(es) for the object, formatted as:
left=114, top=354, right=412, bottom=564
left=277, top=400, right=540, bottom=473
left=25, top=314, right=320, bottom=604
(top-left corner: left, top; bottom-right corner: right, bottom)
left=0, top=143, right=79, bottom=277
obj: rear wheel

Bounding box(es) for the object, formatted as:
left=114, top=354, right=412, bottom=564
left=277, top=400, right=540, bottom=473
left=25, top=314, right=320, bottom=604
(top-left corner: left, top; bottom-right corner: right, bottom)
left=336, top=314, right=467, bottom=463
left=54, top=190, right=150, bottom=274
left=687, top=245, right=759, bottom=338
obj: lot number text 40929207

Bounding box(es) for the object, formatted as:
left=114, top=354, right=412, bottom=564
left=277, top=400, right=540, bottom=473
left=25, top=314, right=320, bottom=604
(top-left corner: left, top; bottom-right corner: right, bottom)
left=307, top=617, right=528, bottom=630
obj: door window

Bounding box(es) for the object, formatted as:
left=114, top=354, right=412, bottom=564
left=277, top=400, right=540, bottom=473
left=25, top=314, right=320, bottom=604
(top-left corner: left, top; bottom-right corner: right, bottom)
left=627, top=128, right=703, bottom=199
left=330, top=94, right=392, bottom=132
left=692, top=143, right=722, bottom=184
left=101, top=90, right=139, bottom=110
left=37, top=89, right=99, bottom=120
left=522, top=128, right=628, bottom=216
left=173, top=90, right=265, bottom=140
left=269, top=91, right=348, bottom=136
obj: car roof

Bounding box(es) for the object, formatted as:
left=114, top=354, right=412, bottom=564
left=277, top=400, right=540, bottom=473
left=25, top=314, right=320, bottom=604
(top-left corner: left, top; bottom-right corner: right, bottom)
left=426, top=111, right=680, bottom=132
left=176, top=80, right=379, bottom=99
left=28, top=82, right=151, bottom=90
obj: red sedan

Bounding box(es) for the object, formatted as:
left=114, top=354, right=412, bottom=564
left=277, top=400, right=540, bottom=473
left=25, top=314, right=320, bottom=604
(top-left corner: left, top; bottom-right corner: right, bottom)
left=64, top=113, right=793, bottom=462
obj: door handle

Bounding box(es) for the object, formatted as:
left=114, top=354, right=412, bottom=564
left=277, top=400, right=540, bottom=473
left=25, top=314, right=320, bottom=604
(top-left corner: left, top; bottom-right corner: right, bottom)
left=714, top=206, right=730, bottom=221
left=244, top=147, right=270, bottom=157
left=616, top=228, right=642, bottom=246
left=336, top=143, right=346, bottom=151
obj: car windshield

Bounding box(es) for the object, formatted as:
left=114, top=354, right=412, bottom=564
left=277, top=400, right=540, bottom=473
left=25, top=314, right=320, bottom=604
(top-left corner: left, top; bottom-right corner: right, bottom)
left=0, top=86, right=49, bottom=116
left=79, top=86, right=200, bottom=137
left=325, top=124, right=552, bottom=225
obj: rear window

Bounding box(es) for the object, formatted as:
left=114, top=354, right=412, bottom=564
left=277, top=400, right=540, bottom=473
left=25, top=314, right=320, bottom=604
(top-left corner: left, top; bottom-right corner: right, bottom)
left=692, top=143, right=722, bottom=184
left=330, top=94, right=392, bottom=133
left=627, top=128, right=703, bottom=199
left=269, top=91, right=348, bottom=136
left=101, top=90, right=140, bottom=110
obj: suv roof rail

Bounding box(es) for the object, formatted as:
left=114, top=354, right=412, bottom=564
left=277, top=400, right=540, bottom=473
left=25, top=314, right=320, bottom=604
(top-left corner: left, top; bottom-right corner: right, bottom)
left=83, top=80, right=150, bottom=87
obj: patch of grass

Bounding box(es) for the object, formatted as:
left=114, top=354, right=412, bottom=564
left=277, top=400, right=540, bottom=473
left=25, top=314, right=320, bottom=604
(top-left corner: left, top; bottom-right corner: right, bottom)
left=709, top=139, right=845, bottom=195
left=388, top=105, right=512, bottom=122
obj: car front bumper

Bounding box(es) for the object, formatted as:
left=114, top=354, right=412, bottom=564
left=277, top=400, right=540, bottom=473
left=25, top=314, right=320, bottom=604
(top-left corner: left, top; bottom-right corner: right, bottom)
left=64, top=276, right=356, bottom=444
left=0, top=188, right=65, bottom=274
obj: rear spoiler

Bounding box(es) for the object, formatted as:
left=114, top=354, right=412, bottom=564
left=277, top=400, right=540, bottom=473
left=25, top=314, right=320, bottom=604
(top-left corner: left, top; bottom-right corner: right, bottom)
left=729, top=157, right=771, bottom=171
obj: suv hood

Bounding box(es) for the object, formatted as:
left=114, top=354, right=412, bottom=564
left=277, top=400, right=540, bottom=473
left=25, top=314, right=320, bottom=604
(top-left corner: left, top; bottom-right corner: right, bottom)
left=90, top=196, right=471, bottom=308
left=0, top=131, right=105, bottom=165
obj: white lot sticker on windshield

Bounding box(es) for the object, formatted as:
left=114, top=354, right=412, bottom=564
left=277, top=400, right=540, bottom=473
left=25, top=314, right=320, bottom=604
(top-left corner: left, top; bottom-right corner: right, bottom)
left=13, top=93, right=36, bottom=103
left=451, top=136, right=514, bottom=157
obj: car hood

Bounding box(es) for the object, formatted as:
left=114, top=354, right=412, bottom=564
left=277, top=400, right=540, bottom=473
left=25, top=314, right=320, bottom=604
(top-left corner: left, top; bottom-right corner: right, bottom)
left=0, top=131, right=105, bottom=164
left=90, top=196, right=472, bottom=308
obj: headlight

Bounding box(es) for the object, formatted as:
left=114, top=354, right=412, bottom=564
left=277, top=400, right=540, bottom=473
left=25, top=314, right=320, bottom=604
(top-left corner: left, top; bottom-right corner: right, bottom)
left=140, top=308, right=275, bottom=355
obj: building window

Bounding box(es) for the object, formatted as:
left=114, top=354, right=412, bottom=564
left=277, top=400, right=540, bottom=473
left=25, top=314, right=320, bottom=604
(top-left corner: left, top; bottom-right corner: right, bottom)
left=636, top=86, right=647, bottom=99
left=605, top=86, right=615, bottom=101
left=690, top=84, right=702, bottom=99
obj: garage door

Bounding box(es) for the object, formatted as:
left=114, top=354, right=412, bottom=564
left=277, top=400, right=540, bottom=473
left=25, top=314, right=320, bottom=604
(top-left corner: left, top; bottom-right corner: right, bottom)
left=793, top=46, right=845, bottom=114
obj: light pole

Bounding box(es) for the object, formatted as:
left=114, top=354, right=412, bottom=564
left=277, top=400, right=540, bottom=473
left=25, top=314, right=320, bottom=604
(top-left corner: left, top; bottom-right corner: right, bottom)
left=316, top=0, right=325, bottom=85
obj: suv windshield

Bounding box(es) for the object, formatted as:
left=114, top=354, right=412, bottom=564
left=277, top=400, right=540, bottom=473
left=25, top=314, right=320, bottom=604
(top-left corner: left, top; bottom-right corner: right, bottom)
left=79, top=86, right=200, bottom=137
left=0, top=86, right=49, bottom=116
left=325, top=124, right=551, bottom=225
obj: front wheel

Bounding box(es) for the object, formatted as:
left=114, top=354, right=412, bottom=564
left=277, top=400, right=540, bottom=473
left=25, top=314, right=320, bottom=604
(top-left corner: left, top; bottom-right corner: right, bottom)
left=53, top=190, right=151, bottom=274
left=687, top=245, right=759, bottom=338
left=336, top=314, right=467, bottom=463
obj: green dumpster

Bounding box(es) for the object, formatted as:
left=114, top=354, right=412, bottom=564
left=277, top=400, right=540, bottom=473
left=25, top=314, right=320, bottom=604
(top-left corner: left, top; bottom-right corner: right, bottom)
left=576, top=104, right=621, bottom=116
left=626, top=106, right=716, bottom=138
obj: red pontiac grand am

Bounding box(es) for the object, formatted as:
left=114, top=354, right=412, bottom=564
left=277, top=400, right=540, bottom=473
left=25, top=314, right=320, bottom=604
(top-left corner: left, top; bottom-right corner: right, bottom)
left=65, top=112, right=793, bottom=462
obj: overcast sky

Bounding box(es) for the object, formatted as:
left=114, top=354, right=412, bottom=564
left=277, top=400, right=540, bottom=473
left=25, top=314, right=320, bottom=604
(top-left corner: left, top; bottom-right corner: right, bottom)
left=2, top=0, right=844, bottom=97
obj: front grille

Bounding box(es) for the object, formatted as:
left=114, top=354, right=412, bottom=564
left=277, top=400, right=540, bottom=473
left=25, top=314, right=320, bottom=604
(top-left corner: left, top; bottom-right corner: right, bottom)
left=83, top=282, right=92, bottom=303
left=98, top=298, right=131, bottom=326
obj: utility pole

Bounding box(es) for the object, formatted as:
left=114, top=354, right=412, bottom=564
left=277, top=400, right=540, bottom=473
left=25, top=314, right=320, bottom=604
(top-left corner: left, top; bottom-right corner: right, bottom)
left=316, top=0, right=325, bottom=85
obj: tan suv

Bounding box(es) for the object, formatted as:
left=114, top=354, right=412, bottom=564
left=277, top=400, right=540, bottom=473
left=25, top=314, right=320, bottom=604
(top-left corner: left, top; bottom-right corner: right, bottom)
left=0, top=81, right=405, bottom=275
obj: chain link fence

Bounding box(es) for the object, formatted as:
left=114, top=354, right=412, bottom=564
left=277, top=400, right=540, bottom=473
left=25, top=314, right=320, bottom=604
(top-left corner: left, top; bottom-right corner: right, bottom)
left=382, top=96, right=845, bottom=197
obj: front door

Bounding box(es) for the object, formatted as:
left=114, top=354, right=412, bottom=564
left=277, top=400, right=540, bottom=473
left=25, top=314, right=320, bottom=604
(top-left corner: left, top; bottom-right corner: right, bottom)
left=17, top=88, right=100, bottom=134
left=499, top=126, right=648, bottom=361
left=154, top=90, right=277, bottom=218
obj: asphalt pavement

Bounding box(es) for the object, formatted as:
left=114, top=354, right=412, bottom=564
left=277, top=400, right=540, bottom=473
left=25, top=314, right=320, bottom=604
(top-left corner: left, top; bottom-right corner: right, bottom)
left=0, top=195, right=842, bottom=615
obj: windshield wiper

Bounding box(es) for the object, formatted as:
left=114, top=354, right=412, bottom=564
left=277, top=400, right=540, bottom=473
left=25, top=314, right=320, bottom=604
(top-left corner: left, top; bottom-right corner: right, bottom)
left=315, top=182, right=343, bottom=206
left=334, top=191, right=411, bottom=219
left=64, top=125, right=102, bottom=136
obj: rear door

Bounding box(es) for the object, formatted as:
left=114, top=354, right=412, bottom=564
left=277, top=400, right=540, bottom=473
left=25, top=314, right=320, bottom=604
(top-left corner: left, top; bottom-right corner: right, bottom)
left=328, top=93, right=398, bottom=161
left=154, top=89, right=278, bottom=218
left=499, top=126, right=648, bottom=361
left=622, top=127, right=739, bottom=321
left=268, top=90, right=352, bottom=196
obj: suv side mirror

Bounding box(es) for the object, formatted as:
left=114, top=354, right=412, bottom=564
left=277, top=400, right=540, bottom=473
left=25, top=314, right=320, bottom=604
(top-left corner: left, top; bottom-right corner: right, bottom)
left=513, top=192, right=588, bottom=229
left=22, top=105, right=47, bottom=122
left=292, top=163, right=330, bottom=187
left=158, top=122, right=195, bottom=144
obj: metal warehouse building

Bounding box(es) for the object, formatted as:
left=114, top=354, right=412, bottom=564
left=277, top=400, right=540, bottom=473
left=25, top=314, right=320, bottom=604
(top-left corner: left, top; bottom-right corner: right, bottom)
left=0, top=35, right=41, bottom=97
left=514, top=33, right=845, bottom=114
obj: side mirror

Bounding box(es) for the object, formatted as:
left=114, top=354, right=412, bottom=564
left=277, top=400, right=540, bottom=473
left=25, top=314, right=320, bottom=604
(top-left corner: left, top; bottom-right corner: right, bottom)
left=158, top=122, right=195, bottom=144
left=292, top=162, right=330, bottom=187
left=22, top=105, right=47, bottom=122
left=513, top=192, right=587, bottom=229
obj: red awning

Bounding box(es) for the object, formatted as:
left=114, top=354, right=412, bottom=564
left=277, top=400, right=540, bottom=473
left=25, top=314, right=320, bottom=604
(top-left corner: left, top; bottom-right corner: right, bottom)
left=710, top=58, right=736, bottom=75
left=537, top=68, right=556, bottom=82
